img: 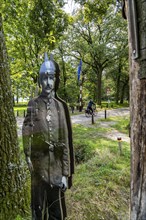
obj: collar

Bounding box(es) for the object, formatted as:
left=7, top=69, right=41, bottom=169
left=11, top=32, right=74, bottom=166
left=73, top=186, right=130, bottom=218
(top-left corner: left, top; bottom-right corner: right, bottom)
left=39, top=92, right=55, bottom=104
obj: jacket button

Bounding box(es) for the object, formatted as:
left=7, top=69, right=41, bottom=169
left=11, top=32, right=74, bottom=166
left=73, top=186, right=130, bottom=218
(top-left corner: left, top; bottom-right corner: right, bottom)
left=46, top=115, right=51, bottom=121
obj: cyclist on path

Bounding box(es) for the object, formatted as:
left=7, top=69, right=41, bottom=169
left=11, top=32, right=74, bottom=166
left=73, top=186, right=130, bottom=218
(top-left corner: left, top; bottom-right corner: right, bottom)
left=87, top=99, right=95, bottom=114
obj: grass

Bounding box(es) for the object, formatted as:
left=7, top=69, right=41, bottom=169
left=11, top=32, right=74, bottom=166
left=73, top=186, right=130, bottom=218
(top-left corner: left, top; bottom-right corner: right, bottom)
left=14, top=102, right=28, bottom=107
left=16, top=114, right=130, bottom=220
left=14, top=107, right=27, bottom=111
left=14, top=106, right=27, bottom=118
left=99, top=115, right=130, bottom=134
left=66, top=116, right=130, bottom=220
left=110, top=116, right=130, bottom=134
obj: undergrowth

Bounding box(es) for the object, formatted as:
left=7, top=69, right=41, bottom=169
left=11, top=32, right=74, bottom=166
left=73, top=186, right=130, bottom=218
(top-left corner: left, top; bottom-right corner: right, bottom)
left=66, top=116, right=130, bottom=220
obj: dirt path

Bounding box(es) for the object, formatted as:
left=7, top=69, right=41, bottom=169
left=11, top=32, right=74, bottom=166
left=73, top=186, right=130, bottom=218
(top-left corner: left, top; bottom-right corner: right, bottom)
left=71, top=108, right=130, bottom=143
left=17, top=108, right=130, bottom=143
left=71, top=108, right=129, bottom=125
left=97, top=121, right=130, bottom=143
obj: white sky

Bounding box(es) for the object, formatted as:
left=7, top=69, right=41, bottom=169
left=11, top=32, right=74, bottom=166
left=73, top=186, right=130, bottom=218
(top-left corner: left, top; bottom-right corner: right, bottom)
left=63, top=0, right=79, bottom=14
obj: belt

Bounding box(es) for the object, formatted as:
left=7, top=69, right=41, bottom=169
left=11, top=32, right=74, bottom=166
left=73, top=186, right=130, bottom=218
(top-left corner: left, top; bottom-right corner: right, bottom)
left=45, top=141, right=54, bottom=152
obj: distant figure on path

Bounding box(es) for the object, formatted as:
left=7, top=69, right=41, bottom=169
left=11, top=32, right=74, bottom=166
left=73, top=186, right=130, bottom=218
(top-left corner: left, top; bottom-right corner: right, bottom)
left=87, top=99, right=95, bottom=114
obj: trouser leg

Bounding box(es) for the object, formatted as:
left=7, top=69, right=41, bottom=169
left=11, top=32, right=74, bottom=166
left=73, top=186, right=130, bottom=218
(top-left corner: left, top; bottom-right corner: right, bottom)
left=90, top=107, right=93, bottom=113
left=48, top=187, right=67, bottom=220
left=31, top=176, right=48, bottom=220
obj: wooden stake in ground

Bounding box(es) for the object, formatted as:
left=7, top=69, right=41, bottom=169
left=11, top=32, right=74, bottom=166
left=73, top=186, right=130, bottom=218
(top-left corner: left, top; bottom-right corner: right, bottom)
left=117, top=137, right=122, bottom=155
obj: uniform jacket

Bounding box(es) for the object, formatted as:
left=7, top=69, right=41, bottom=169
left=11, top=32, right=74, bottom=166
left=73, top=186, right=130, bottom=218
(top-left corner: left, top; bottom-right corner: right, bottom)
left=55, top=94, right=74, bottom=188
left=22, top=94, right=71, bottom=187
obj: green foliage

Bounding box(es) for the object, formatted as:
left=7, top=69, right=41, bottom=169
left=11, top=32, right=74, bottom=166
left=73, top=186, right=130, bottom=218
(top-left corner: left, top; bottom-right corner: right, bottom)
left=2, top=0, right=129, bottom=105
left=58, top=1, right=129, bottom=105
left=15, top=215, right=31, bottom=220
left=83, top=0, right=114, bottom=23
left=14, top=102, right=27, bottom=107
left=98, top=101, right=129, bottom=109
left=2, top=0, right=69, bottom=101
left=28, top=0, right=69, bottom=46
left=73, top=124, right=109, bottom=163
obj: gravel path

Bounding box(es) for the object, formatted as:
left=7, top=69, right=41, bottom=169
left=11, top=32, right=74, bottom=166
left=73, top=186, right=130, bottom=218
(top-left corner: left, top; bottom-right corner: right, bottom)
left=71, top=107, right=129, bottom=124
left=17, top=107, right=130, bottom=143
left=71, top=107, right=130, bottom=143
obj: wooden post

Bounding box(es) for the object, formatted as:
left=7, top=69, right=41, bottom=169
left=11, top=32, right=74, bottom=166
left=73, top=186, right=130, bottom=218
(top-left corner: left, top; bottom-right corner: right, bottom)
left=105, top=109, right=107, bottom=119
left=117, top=137, right=122, bottom=155
left=92, top=114, right=94, bottom=124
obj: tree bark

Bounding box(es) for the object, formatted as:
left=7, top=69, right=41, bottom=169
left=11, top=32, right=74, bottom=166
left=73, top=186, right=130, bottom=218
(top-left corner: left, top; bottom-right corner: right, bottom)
left=127, top=0, right=146, bottom=219
left=0, top=14, right=29, bottom=219
left=120, top=80, right=128, bottom=104
left=115, top=73, right=121, bottom=104
left=130, top=63, right=146, bottom=220
left=96, top=69, right=102, bottom=105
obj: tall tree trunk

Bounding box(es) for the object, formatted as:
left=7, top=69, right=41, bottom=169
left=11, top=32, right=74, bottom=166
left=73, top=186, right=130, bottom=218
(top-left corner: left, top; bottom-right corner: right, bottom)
left=0, top=14, right=29, bottom=219
left=127, top=1, right=146, bottom=219
left=115, top=63, right=122, bottom=104
left=96, top=69, right=102, bottom=105
left=115, top=74, right=120, bottom=104
left=120, top=84, right=125, bottom=104
left=16, top=85, right=19, bottom=103
left=120, top=81, right=128, bottom=104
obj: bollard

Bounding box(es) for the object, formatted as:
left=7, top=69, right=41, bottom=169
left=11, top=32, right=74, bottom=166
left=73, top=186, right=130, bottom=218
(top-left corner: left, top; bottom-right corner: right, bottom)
left=92, top=114, right=95, bottom=124
left=117, top=137, right=122, bottom=155
left=105, top=109, right=107, bottom=119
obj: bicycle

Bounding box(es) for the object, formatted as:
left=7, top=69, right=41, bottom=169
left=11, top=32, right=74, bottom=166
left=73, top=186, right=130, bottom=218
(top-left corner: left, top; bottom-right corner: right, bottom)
left=85, top=106, right=97, bottom=117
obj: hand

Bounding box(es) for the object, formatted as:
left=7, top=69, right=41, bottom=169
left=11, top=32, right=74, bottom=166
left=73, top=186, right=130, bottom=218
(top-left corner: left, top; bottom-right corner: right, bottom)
left=61, top=176, right=68, bottom=192
left=26, top=157, right=33, bottom=173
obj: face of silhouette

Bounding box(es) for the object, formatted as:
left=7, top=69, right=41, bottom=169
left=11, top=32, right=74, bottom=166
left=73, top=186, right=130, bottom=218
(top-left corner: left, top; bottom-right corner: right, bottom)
left=40, top=72, right=56, bottom=95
